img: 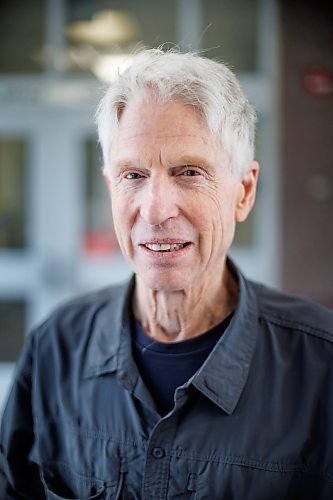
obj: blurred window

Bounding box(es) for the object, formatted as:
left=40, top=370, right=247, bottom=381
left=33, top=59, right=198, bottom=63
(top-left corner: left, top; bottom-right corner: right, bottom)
left=0, top=300, right=26, bottom=361
left=0, top=0, right=259, bottom=76
left=83, top=138, right=119, bottom=255
left=0, top=0, right=45, bottom=73
left=202, top=0, right=259, bottom=72
left=0, top=139, right=27, bottom=249
left=65, top=0, right=178, bottom=75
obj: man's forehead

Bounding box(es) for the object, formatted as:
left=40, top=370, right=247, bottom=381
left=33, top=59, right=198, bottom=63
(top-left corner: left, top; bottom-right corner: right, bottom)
left=109, top=97, right=223, bottom=165
left=117, top=97, right=208, bottom=131
left=113, top=130, right=207, bottom=142
left=113, top=104, right=217, bottom=147
left=110, top=131, right=218, bottom=159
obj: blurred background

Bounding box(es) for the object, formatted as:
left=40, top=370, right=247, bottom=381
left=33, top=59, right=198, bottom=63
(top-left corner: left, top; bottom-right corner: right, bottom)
left=0, top=0, right=332, bottom=412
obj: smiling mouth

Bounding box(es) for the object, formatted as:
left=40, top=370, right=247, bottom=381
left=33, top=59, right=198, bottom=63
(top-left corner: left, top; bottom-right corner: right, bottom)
left=143, top=242, right=190, bottom=252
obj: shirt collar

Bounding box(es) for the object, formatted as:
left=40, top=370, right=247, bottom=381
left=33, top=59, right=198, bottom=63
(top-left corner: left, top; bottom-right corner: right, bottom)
left=191, top=259, right=259, bottom=414
left=83, top=275, right=135, bottom=380
left=83, top=259, right=259, bottom=414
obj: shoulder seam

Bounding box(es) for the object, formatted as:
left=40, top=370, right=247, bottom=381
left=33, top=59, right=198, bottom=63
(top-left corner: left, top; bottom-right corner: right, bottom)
left=261, top=314, right=333, bottom=344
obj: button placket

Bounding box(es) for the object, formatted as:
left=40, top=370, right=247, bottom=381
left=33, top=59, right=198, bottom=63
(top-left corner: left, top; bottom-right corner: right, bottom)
left=143, top=416, right=177, bottom=499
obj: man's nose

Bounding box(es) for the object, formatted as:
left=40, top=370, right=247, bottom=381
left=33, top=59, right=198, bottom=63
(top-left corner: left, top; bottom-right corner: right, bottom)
left=140, top=176, right=179, bottom=226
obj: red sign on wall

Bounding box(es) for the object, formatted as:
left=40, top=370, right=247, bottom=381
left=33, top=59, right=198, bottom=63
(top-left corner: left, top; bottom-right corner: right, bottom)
left=303, top=69, right=333, bottom=98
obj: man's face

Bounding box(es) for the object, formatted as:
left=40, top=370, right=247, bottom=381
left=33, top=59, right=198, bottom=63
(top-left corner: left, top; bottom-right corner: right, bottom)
left=106, top=97, right=258, bottom=292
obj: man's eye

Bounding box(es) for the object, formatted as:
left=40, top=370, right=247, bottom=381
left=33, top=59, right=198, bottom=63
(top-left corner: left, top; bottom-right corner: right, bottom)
left=125, top=172, right=142, bottom=179
left=182, top=169, right=200, bottom=177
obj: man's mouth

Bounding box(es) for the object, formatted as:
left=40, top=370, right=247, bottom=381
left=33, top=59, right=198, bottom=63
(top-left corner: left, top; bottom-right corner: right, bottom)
left=143, top=242, right=190, bottom=252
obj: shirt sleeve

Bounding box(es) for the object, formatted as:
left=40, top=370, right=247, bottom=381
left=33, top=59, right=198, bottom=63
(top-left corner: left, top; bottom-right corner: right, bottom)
left=0, top=330, right=45, bottom=499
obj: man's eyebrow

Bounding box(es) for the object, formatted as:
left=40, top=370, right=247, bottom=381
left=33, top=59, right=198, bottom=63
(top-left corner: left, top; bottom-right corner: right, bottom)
left=110, top=156, right=216, bottom=172
left=173, top=155, right=215, bottom=171
left=111, top=158, right=141, bottom=170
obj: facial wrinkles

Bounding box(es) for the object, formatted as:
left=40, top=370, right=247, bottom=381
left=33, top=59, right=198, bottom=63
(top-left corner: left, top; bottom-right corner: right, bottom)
left=124, top=110, right=207, bottom=226
left=165, top=171, right=221, bottom=258
left=111, top=186, right=136, bottom=259
left=113, top=145, right=233, bottom=271
left=202, top=180, right=236, bottom=292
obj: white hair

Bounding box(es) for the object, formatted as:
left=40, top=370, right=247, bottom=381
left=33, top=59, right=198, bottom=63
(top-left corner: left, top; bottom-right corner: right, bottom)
left=96, top=48, right=257, bottom=175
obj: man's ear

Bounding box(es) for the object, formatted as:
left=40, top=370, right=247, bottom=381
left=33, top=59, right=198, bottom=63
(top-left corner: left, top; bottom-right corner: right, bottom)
left=235, top=161, right=259, bottom=222
left=102, top=167, right=112, bottom=189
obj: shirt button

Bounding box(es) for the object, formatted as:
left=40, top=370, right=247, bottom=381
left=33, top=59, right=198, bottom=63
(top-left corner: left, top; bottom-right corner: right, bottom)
left=151, top=447, right=165, bottom=459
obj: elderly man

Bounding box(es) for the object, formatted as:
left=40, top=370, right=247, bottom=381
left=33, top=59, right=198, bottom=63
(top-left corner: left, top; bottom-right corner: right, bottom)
left=1, top=50, right=333, bottom=499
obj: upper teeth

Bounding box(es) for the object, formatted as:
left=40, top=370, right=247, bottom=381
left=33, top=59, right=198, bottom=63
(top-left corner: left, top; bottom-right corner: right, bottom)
left=145, top=243, right=185, bottom=252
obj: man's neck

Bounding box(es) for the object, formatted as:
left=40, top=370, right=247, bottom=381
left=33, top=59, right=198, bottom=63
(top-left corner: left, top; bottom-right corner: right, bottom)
left=133, top=265, right=238, bottom=343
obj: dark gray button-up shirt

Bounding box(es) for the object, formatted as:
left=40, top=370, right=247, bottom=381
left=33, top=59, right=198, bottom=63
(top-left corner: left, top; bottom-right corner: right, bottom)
left=1, top=262, right=333, bottom=499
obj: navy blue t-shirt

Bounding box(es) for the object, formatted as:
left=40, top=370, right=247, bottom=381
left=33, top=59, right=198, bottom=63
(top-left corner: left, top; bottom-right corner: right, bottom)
left=132, top=314, right=233, bottom=415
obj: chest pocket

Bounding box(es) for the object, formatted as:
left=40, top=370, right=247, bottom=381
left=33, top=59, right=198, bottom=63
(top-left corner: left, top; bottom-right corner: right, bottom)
left=40, top=462, right=114, bottom=500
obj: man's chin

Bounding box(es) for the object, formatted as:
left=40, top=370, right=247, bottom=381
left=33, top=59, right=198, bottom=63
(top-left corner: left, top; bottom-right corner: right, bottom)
left=137, top=269, right=193, bottom=293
